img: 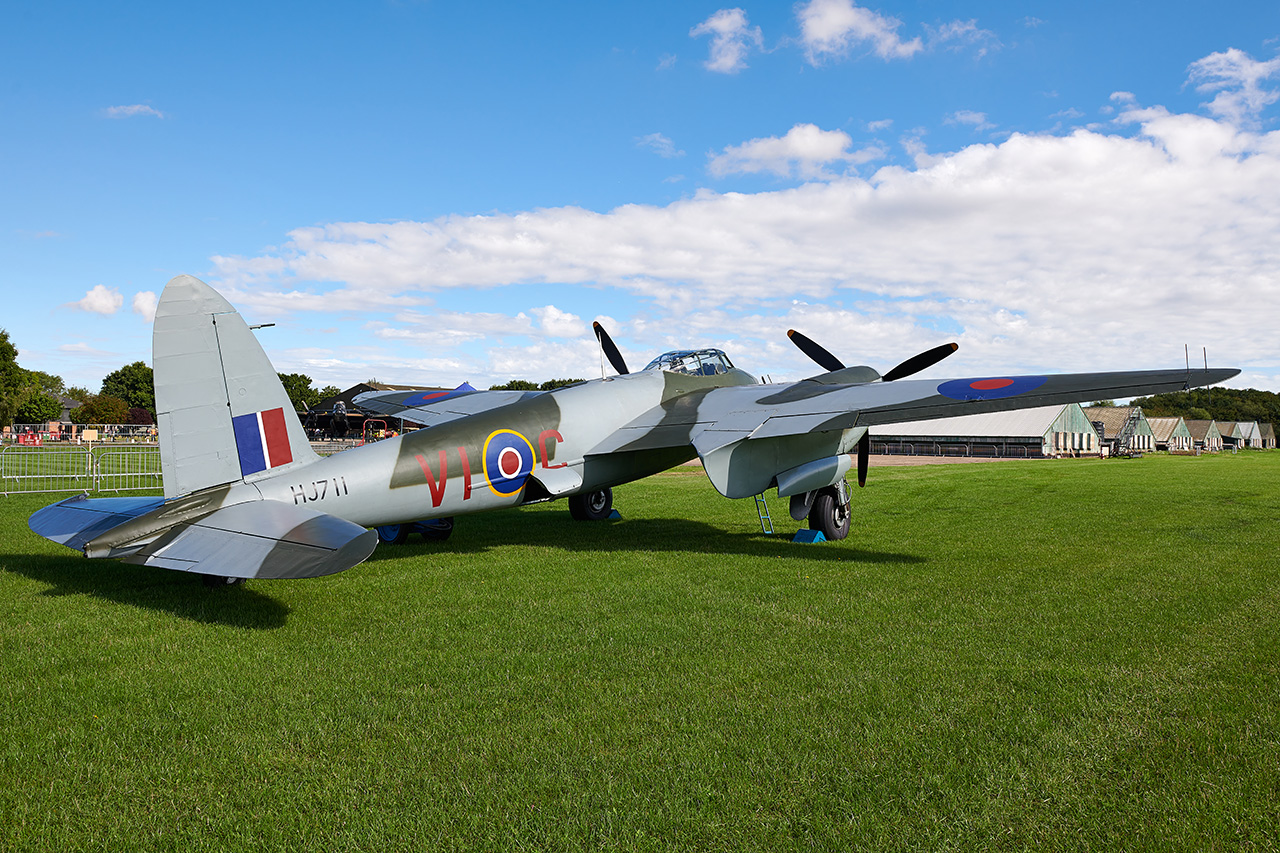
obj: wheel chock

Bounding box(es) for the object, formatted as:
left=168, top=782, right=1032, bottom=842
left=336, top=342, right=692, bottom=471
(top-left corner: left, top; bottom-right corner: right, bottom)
left=607, top=509, right=622, bottom=520
left=792, top=529, right=826, bottom=544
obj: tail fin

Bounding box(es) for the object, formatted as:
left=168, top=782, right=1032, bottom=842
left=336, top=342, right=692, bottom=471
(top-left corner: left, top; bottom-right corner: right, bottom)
left=153, top=275, right=318, bottom=498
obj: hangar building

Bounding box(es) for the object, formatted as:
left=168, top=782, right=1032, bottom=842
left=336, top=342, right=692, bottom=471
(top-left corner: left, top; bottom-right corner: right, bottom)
left=1083, top=406, right=1156, bottom=456
left=1184, top=420, right=1224, bottom=452
left=1145, top=416, right=1194, bottom=453
left=874, top=403, right=1100, bottom=459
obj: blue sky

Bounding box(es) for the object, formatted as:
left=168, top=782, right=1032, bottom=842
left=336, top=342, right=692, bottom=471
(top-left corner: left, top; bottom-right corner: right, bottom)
left=6, top=1, right=1280, bottom=394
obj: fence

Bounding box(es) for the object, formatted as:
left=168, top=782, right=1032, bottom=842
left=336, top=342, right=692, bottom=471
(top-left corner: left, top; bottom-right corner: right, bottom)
left=5, top=423, right=159, bottom=444
left=1, top=440, right=365, bottom=496
left=872, top=440, right=1036, bottom=459
left=1, top=445, right=162, bottom=496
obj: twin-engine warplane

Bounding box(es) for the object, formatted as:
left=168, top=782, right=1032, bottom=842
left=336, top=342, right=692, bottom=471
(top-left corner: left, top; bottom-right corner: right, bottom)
left=30, top=275, right=1237, bottom=584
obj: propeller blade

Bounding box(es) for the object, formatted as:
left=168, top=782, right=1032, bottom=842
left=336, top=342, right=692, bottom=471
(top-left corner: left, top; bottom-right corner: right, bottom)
left=593, top=322, right=629, bottom=375
left=857, top=431, right=869, bottom=488
left=787, top=329, right=845, bottom=372
left=881, top=342, right=959, bottom=382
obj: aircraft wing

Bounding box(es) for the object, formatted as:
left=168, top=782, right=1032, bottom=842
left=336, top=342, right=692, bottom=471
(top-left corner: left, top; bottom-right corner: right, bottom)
left=30, top=495, right=377, bottom=580
left=589, top=367, right=1239, bottom=498
left=354, top=385, right=536, bottom=427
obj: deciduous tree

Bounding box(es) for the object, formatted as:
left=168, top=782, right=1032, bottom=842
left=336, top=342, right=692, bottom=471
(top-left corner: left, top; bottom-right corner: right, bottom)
left=101, top=362, right=155, bottom=419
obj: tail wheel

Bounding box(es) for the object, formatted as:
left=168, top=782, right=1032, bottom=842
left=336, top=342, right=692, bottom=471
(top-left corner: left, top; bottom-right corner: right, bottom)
left=808, top=486, right=850, bottom=540
left=376, top=524, right=410, bottom=545
left=569, top=488, right=613, bottom=521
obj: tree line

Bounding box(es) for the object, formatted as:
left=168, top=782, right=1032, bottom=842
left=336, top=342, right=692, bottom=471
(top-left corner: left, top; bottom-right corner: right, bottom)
left=1129, top=387, right=1280, bottom=425
left=1, top=328, right=344, bottom=428
left=488, top=378, right=586, bottom=391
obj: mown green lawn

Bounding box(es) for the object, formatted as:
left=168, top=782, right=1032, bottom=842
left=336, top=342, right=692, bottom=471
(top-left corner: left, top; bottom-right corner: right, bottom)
left=2, top=453, right=1277, bottom=851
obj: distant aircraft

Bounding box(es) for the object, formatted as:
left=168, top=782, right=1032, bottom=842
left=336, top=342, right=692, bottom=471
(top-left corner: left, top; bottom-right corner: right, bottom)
left=29, top=275, right=1237, bottom=585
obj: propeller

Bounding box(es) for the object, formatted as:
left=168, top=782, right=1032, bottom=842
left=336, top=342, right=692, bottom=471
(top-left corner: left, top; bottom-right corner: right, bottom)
left=786, top=329, right=845, bottom=373
left=787, top=330, right=958, bottom=382
left=881, top=342, right=960, bottom=382
left=593, top=322, right=629, bottom=376
left=787, top=331, right=958, bottom=489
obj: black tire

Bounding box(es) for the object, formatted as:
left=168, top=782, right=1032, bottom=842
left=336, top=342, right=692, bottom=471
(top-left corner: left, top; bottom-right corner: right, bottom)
left=376, top=524, right=411, bottom=545
left=417, top=518, right=454, bottom=542
left=568, top=488, right=613, bottom=521
left=808, top=487, right=850, bottom=540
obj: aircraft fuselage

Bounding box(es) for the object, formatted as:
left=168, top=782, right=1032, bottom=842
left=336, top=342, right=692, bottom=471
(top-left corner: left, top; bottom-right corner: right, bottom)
left=252, top=367, right=758, bottom=527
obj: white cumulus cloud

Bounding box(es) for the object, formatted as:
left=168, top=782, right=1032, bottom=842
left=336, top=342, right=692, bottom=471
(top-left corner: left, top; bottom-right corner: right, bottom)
left=531, top=305, right=587, bottom=338
left=132, top=291, right=158, bottom=322
left=1187, top=48, right=1280, bottom=127
left=74, top=285, right=124, bottom=315
left=690, top=8, right=763, bottom=73
left=708, top=123, right=884, bottom=178
left=210, top=84, right=1280, bottom=387
left=797, top=0, right=922, bottom=62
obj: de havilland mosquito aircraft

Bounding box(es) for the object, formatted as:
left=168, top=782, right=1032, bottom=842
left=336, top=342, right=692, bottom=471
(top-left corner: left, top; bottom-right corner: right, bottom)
left=30, top=275, right=1237, bottom=584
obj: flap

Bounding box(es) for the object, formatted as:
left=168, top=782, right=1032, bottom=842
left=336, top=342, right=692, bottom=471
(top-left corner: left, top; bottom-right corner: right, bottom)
left=529, top=463, right=584, bottom=497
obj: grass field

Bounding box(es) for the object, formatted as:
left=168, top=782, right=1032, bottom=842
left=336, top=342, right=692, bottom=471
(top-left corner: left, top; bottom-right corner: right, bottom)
left=2, top=454, right=1278, bottom=851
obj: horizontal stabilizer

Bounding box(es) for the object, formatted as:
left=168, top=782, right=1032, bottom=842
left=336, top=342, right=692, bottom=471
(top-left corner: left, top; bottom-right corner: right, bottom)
left=29, top=495, right=167, bottom=553
left=354, top=386, right=532, bottom=427
left=125, top=501, right=378, bottom=579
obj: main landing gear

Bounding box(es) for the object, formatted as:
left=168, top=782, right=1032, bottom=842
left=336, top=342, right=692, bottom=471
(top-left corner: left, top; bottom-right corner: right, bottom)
left=808, top=485, right=851, bottom=540
left=568, top=487, right=613, bottom=521
left=789, top=482, right=851, bottom=541
left=375, top=517, right=455, bottom=545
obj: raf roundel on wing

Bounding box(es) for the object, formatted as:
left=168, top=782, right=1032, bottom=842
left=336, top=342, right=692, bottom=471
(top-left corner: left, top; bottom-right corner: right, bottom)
left=936, top=375, right=1048, bottom=401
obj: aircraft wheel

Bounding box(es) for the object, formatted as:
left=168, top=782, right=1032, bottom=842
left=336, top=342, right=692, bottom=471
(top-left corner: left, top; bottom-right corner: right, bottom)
left=569, top=488, right=613, bottom=521
left=809, top=487, right=850, bottom=541
left=418, top=517, right=454, bottom=542
left=376, top=524, right=411, bottom=545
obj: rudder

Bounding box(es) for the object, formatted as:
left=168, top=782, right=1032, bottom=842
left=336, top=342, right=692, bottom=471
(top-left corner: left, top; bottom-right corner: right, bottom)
left=153, top=275, right=317, bottom=498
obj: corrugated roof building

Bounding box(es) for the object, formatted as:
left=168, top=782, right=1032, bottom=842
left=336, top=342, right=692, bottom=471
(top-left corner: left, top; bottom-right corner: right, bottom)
left=1145, top=416, right=1194, bottom=452
left=1184, top=419, right=1224, bottom=452
left=874, top=404, right=1100, bottom=459
left=1217, top=421, right=1243, bottom=449
left=1083, top=406, right=1156, bottom=456
left=1238, top=421, right=1262, bottom=448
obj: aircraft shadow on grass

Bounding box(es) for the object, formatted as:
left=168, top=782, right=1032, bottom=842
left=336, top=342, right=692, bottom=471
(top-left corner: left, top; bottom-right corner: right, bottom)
left=362, top=511, right=928, bottom=567
left=7, top=508, right=918, bottom=627
left=2, top=553, right=290, bottom=629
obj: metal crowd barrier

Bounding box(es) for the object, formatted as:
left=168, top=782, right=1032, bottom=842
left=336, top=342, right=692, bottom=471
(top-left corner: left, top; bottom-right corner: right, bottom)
left=0, top=444, right=162, bottom=496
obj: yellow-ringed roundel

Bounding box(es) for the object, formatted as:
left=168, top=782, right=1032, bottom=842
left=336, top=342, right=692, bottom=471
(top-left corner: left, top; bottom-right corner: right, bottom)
left=483, top=429, right=537, bottom=496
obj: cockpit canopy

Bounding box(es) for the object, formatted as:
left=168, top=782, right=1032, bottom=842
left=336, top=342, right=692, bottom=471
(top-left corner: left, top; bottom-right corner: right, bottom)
left=642, top=348, right=736, bottom=376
